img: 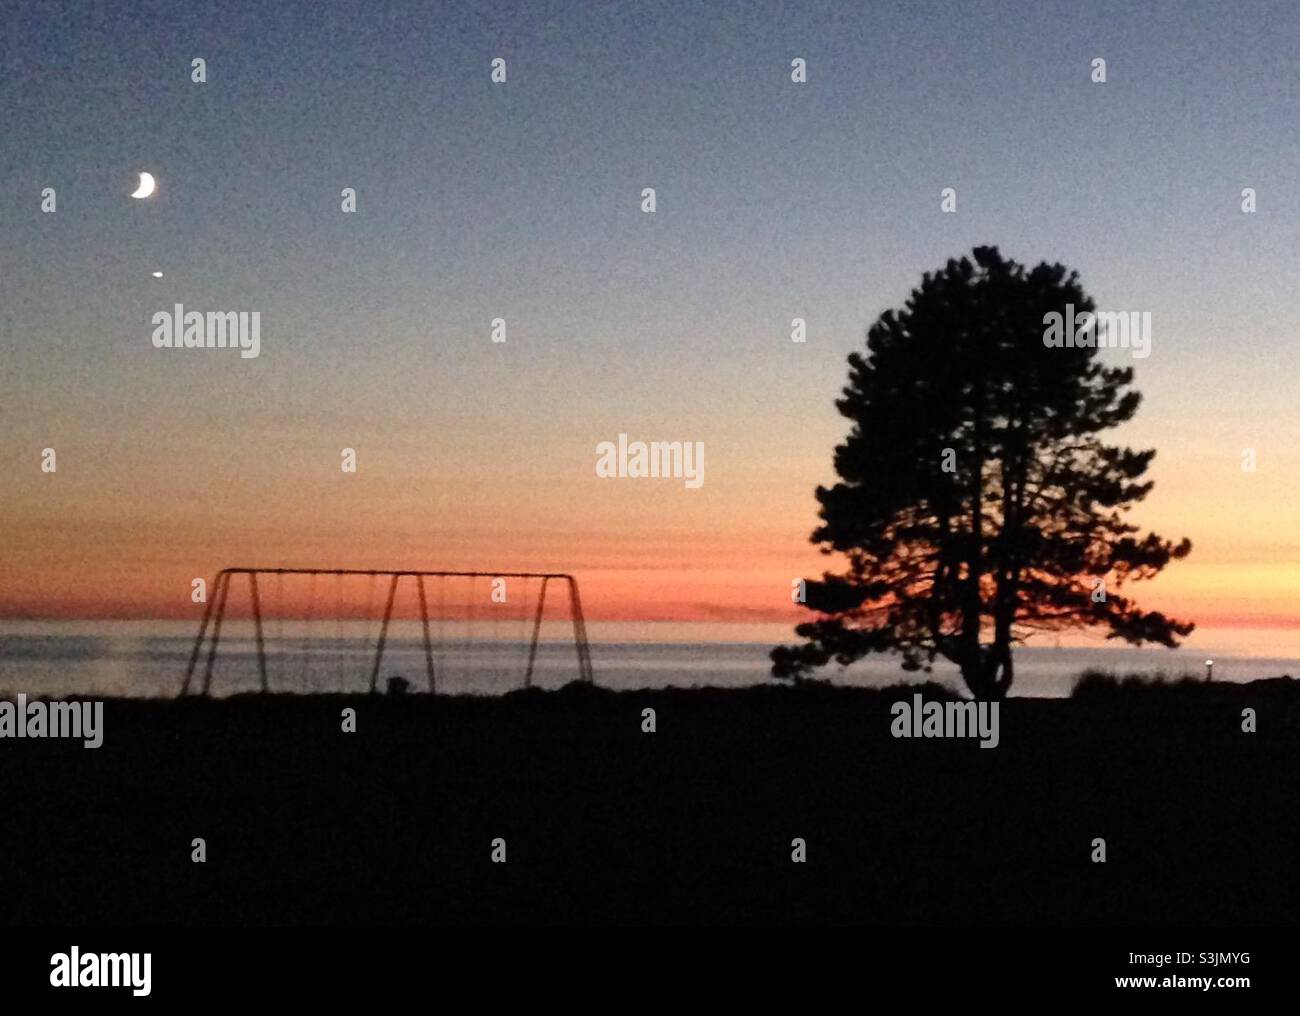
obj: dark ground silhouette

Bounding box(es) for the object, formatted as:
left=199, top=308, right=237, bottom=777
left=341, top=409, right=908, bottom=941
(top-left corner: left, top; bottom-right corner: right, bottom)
left=2, top=679, right=1296, bottom=925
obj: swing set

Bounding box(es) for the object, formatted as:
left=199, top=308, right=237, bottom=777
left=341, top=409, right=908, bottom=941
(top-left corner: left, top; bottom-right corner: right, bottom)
left=180, top=568, right=595, bottom=696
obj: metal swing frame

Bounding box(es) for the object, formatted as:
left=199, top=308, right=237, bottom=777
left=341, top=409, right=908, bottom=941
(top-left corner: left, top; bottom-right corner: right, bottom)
left=180, top=568, right=595, bottom=696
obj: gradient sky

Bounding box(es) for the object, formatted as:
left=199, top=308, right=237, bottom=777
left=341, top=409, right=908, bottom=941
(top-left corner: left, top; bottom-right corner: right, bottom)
left=2, top=1, right=1298, bottom=647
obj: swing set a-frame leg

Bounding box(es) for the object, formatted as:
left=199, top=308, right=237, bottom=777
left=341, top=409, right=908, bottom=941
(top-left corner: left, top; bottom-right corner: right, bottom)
left=523, top=577, right=549, bottom=689
left=368, top=574, right=400, bottom=693
left=417, top=575, right=436, bottom=694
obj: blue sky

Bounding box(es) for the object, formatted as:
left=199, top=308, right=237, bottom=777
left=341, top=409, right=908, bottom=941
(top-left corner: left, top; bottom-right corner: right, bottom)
left=2, top=0, right=1298, bottom=633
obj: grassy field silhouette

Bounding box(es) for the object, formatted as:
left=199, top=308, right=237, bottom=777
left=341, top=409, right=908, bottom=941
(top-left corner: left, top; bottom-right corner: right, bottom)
left=3, top=676, right=1295, bottom=925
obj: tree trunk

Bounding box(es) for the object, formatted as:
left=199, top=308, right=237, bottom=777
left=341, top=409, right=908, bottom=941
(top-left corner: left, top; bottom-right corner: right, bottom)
left=959, top=642, right=1013, bottom=700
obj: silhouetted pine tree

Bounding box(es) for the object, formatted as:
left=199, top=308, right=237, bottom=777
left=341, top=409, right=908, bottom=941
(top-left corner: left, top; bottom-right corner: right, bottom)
left=773, top=246, right=1193, bottom=699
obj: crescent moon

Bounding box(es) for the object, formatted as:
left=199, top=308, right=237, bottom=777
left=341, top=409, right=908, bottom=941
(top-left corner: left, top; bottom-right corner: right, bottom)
left=130, top=172, right=156, bottom=199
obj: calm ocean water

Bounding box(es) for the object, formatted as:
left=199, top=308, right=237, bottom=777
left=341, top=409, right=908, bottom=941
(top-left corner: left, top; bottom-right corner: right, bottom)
left=0, top=621, right=1295, bottom=699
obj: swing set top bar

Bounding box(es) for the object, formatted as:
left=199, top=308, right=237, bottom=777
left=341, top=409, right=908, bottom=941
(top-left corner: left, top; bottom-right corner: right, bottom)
left=182, top=567, right=595, bottom=696
left=213, top=568, right=581, bottom=579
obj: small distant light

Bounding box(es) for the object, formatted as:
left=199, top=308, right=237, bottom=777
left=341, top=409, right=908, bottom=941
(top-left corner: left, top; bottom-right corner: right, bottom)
left=1205, top=659, right=1214, bottom=666
left=151, top=271, right=163, bottom=278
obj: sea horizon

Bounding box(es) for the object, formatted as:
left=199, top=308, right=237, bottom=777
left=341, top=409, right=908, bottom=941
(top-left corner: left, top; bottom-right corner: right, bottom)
left=3, top=618, right=1295, bottom=700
